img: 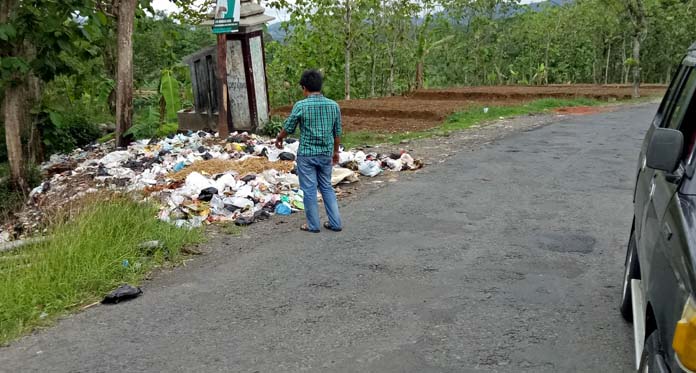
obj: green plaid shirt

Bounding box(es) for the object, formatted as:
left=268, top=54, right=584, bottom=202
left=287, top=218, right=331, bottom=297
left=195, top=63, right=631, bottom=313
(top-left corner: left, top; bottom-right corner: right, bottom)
left=283, top=94, right=342, bottom=157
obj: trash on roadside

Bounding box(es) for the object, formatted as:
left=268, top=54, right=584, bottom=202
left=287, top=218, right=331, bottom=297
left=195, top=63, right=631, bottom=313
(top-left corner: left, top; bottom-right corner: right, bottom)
left=1, top=131, right=424, bottom=239
left=274, top=203, right=292, bottom=216
left=358, top=160, right=382, bottom=177
left=101, top=284, right=143, bottom=304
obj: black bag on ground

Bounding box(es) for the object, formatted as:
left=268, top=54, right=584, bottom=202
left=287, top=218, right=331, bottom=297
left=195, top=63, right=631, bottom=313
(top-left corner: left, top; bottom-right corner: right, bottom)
left=102, top=284, right=143, bottom=304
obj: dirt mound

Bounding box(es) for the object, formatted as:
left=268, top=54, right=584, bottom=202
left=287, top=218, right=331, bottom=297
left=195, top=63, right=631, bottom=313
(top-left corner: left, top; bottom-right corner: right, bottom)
left=271, top=85, right=666, bottom=133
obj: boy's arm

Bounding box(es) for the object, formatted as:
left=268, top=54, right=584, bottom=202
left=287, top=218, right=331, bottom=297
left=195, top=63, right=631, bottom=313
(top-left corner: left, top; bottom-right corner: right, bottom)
left=332, top=106, right=343, bottom=165
left=276, top=103, right=302, bottom=149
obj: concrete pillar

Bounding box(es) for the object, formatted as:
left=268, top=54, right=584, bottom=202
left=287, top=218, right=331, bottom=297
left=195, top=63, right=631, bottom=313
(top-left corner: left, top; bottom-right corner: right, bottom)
left=224, top=0, right=274, bottom=132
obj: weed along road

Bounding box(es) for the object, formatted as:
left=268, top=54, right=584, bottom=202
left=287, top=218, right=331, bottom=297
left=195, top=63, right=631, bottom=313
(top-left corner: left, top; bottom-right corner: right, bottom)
left=0, top=104, right=653, bottom=372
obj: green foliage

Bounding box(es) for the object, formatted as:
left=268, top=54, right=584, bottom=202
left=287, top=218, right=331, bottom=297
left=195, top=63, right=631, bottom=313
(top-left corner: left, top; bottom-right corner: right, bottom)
left=0, top=198, right=204, bottom=345
left=133, top=13, right=214, bottom=86
left=160, top=69, right=181, bottom=121
left=126, top=106, right=162, bottom=139
left=260, top=116, right=285, bottom=137
left=41, top=110, right=102, bottom=155
left=267, top=0, right=696, bottom=104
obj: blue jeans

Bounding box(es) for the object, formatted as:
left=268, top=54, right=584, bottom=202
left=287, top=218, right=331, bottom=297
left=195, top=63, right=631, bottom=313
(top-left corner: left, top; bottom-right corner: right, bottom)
left=296, top=155, right=342, bottom=231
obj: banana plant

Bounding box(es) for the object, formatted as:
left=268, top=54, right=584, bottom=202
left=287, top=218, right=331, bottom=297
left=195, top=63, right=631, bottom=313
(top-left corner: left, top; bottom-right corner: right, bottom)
left=159, top=68, right=181, bottom=122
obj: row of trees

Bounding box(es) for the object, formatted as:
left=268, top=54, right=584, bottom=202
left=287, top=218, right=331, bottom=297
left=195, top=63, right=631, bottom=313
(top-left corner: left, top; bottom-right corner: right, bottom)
left=0, top=0, right=212, bottom=190
left=265, top=0, right=696, bottom=107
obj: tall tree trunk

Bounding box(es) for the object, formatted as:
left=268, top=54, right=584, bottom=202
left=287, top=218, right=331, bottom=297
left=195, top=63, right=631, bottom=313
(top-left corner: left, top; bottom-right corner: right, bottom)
left=1, top=0, right=27, bottom=191
left=627, top=0, right=647, bottom=98
left=605, top=43, right=611, bottom=85
left=115, top=0, right=136, bottom=147
left=3, top=86, right=27, bottom=191
left=621, top=34, right=628, bottom=84
left=370, top=53, right=377, bottom=97
left=387, top=44, right=395, bottom=95
left=415, top=61, right=424, bottom=90
left=344, top=0, right=351, bottom=101
left=631, top=33, right=642, bottom=98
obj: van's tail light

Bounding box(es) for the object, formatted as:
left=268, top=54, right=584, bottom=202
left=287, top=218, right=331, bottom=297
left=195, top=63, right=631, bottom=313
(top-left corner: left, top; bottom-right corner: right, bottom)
left=674, top=296, right=696, bottom=371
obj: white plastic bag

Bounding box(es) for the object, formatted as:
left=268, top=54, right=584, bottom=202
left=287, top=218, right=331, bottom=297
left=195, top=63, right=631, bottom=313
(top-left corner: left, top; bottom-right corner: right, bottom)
left=358, top=160, right=381, bottom=177
left=354, top=151, right=367, bottom=164
left=99, top=150, right=130, bottom=167
left=224, top=196, right=254, bottom=209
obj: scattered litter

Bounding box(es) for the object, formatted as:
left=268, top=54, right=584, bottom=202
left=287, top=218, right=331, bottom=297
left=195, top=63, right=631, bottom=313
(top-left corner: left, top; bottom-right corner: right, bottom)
left=138, top=240, right=164, bottom=252
left=275, top=203, right=292, bottom=216
left=1, top=131, right=423, bottom=239
left=101, top=284, right=143, bottom=304
left=358, top=160, right=382, bottom=177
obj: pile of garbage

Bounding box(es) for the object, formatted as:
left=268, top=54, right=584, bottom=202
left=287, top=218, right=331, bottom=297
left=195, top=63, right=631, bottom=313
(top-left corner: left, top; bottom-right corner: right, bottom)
left=0, top=131, right=423, bottom=243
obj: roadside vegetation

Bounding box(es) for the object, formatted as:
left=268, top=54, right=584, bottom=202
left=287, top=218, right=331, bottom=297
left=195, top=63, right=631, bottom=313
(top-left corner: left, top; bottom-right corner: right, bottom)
left=342, top=97, right=601, bottom=148
left=0, top=197, right=203, bottom=345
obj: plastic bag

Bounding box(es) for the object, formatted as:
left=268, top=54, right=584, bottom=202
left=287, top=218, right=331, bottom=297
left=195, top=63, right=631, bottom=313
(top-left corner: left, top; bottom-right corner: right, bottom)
left=279, top=152, right=296, bottom=161
left=224, top=196, right=254, bottom=209
left=385, top=158, right=403, bottom=171
left=198, top=187, right=218, bottom=202
left=358, top=160, right=381, bottom=177
left=102, top=284, right=142, bottom=304
left=353, top=151, right=367, bottom=164
left=331, top=168, right=359, bottom=185
left=338, top=151, right=354, bottom=165
left=99, top=151, right=130, bottom=168
left=234, top=184, right=253, bottom=198
left=185, top=172, right=215, bottom=194
left=275, top=202, right=292, bottom=215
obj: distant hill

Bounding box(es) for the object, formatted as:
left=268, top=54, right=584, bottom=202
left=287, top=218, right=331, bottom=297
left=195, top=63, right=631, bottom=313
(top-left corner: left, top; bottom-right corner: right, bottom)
left=266, top=0, right=573, bottom=43
left=267, top=22, right=288, bottom=42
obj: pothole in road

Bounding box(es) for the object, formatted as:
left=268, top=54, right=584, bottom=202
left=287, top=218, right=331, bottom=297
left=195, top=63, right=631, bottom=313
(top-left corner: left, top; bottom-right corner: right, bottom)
left=536, top=232, right=596, bottom=253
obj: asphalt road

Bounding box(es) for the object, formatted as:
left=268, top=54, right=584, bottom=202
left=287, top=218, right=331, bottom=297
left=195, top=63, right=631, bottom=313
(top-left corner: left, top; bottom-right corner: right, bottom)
left=0, top=104, right=657, bottom=372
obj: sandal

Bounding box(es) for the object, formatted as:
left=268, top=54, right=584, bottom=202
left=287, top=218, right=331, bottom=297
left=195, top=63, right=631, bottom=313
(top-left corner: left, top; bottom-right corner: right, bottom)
left=300, top=224, right=320, bottom=233
left=323, top=222, right=343, bottom=232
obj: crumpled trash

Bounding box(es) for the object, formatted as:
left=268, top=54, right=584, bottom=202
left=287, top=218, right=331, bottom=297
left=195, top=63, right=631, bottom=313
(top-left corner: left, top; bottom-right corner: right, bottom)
left=101, top=284, right=143, bottom=304
left=385, top=158, right=403, bottom=171
left=275, top=203, right=292, bottom=215
left=198, top=187, right=218, bottom=202
left=331, top=167, right=359, bottom=185
left=99, top=150, right=131, bottom=168
left=225, top=196, right=254, bottom=209
left=279, top=152, right=296, bottom=161
left=3, top=128, right=424, bottom=239
left=358, top=160, right=382, bottom=177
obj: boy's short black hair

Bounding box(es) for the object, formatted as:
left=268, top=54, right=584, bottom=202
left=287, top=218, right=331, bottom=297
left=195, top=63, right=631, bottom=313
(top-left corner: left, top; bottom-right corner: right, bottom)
left=299, top=69, right=323, bottom=92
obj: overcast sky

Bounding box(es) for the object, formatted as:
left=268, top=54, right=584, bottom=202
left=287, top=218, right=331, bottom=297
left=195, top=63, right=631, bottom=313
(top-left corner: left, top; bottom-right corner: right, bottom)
left=151, top=0, right=290, bottom=22
left=151, top=0, right=538, bottom=23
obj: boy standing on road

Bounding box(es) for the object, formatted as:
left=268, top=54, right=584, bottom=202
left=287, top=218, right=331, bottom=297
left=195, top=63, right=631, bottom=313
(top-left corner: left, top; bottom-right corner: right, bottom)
left=275, top=70, right=343, bottom=233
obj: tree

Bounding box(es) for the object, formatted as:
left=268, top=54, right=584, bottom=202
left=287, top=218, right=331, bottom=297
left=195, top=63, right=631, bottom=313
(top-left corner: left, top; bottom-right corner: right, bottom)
left=1, top=0, right=102, bottom=190
left=1, top=0, right=27, bottom=190
left=115, top=0, right=137, bottom=147
left=625, top=0, right=647, bottom=98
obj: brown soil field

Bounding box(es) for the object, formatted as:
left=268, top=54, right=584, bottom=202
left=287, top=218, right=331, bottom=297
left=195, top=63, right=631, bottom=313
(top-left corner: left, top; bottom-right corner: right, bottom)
left=272, top=84, right=666, bottom=133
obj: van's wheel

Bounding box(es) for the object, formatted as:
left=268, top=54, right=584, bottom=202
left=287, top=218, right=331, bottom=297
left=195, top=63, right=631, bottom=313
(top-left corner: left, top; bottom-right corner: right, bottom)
left=638, top=332, right=665, bottom=372
left=621, top=230, right=640, bottom=322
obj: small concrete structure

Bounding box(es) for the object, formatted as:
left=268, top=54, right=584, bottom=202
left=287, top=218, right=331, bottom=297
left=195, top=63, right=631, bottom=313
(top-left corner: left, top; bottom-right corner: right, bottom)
left=178, top=0, right=274, bottom=133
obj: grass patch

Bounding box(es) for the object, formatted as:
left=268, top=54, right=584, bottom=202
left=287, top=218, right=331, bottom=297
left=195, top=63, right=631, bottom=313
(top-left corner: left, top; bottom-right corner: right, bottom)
left=342, top=97, right=601, bottom=149
left=0, top=197, right=204, bottom=345
left=221, top=223, right=244, bottom=236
